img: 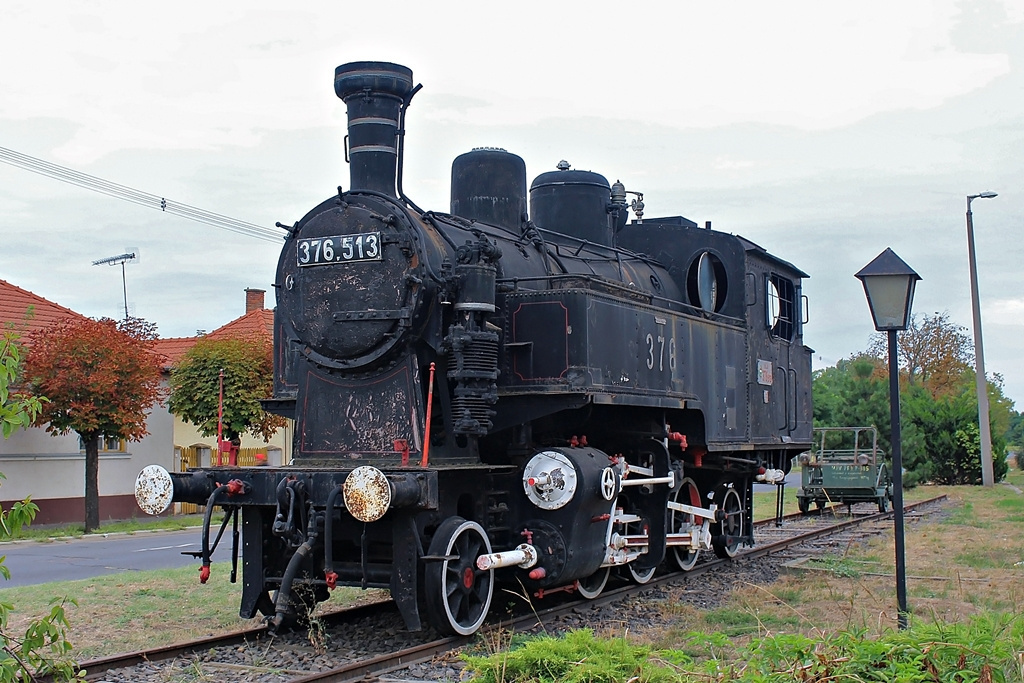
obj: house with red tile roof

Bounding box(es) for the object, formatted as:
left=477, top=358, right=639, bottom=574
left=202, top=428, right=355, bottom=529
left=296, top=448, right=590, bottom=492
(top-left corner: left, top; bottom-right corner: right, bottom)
left=0, top=279, right=174, bottom=524
left=0, top=278, right=88, bottom=334
left=1, top=282, right=288, bottom=524
left=157, top=289, right=290, bottom=473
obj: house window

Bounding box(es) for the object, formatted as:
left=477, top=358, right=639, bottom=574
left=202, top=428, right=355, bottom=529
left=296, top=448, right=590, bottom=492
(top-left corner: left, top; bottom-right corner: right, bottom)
left=79, top=435, right=127, bottom=452
left=766, top=274, right=796, bottom=341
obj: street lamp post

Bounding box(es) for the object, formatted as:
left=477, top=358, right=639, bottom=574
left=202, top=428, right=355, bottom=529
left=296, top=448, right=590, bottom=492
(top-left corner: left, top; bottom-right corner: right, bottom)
left=856, top=248, right=921, bottom=630
left=966, top=192, right=998, bottom=487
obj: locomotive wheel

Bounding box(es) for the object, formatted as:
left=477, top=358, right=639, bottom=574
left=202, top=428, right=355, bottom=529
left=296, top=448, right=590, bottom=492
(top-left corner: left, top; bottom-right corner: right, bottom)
left=616, top=494, right=657, bottom=584
left=576, top=567, right=610, bottom=599
left=878, top=495, right=890, bottom=513
left=668, top=476, right=700, bottom=572
left=797, top=497, right=810, bottom=515
left=424, top=517, right=494, bottom=636
left=628, top=562, right=657, bottom=584
left=712, top=486, right=743, bottom=559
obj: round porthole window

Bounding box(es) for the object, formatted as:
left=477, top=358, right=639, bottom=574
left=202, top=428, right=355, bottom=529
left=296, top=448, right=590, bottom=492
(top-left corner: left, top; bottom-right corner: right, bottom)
left=686, top=251, right=727, bottom=313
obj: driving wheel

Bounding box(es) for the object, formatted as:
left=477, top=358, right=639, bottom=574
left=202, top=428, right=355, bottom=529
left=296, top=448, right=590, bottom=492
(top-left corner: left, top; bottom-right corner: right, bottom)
left=668, top=476, right=701, bottom=571
left=712, top=486, right=744, bottom=559
left=424, top=517, right=493, bottom=636
left=576, top=567, right=610, bottom=599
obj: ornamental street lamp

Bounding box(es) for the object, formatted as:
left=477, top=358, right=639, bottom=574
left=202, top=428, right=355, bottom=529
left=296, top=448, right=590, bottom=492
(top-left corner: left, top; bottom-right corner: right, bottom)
left=966, top=192, right=998, bottom=487
left=856, top=247, right=921, bottom=630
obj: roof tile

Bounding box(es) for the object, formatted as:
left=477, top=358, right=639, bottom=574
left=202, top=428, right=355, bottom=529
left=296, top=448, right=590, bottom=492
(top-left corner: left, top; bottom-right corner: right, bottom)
left=0, top=279, right=88, bottom=337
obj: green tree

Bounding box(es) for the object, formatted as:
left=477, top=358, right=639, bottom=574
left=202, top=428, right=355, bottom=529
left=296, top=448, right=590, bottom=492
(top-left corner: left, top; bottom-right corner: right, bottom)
left=904, top=391, right=1008, bottom=485
left=24, top=317, right=165, bottom=533
left=812, top=355, right=930, bottom=486
left=168, top=335, right=285, bottom=445
left=0, top=332, right=44, bottom=440
left=0, top=330, right=78, bottom=682
left=1007, top=411, right=1024, bottom=470
left=868, top=311, right=972, bottom=398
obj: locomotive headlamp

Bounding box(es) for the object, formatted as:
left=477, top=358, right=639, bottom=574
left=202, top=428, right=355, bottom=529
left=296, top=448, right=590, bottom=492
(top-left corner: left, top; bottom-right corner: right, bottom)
left=343, top=466, right=392, bottom=522
left=135, top=464, right=174, bottom=515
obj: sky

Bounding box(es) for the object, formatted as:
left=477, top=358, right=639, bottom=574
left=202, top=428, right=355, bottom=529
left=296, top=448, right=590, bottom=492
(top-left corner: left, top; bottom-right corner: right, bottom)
left=1, top=1, right=1022, bottom=403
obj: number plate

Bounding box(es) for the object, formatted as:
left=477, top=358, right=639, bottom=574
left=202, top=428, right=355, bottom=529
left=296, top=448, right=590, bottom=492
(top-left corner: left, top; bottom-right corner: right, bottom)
left=296, top=232, right=382, bottom=267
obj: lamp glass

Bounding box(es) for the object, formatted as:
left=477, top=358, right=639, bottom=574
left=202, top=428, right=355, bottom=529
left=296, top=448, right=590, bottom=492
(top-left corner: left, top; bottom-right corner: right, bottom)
left=862, top=274, right=916, bottom=331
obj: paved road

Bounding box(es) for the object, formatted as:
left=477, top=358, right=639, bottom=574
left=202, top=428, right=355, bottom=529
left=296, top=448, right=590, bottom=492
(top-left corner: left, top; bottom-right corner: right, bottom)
left=0, top=528, right=205, bottom=588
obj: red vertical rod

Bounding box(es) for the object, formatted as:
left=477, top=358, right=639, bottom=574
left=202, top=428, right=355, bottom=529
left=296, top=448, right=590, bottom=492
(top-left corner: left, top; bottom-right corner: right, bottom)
left=217, top=368, right=224, bottom=466
left=421, top=362, right=436, bottom=467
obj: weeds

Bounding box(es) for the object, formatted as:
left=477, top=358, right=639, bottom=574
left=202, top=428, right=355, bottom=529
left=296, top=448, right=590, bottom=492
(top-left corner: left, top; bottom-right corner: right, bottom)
left=464, top=616, right=1024, bottom=682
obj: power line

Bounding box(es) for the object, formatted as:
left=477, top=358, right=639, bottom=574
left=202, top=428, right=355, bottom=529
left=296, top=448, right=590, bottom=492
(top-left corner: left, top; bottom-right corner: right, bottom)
left=0, top=145, right=287, bottom=243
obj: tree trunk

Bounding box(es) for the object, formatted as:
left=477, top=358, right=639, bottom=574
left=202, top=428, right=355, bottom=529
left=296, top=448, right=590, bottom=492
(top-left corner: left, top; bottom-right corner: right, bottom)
left=83, top=431, right=100, bottom=533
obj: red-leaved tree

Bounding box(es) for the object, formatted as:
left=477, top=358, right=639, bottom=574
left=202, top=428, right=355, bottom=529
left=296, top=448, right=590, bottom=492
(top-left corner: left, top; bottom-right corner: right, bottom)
left=24, top=317, right=165, bottom=532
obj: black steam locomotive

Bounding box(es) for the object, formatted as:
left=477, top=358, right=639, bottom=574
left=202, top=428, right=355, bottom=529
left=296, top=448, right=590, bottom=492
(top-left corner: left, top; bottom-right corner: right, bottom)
left=136, top=61, right=813, bottom=636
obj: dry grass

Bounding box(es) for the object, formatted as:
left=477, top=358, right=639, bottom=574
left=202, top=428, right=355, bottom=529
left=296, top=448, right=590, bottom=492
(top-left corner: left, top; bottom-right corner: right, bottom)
left=0, top=565, right=382, bottom=660
left=649, top=471, right=1024, bottom=651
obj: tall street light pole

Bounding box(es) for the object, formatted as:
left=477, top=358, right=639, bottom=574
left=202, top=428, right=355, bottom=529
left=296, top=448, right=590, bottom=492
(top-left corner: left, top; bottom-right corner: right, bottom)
left=966, top=192, right=998, bottom=487
left=856, top=248, right=921, bottom=630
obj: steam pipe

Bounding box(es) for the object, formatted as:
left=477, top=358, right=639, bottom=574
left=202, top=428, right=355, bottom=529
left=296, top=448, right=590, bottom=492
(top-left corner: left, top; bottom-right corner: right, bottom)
left=199, top=487, right=230, bottom=583
left=396, top=83, right=424, bottom=214
left=270, top=535, right=316, bottom=631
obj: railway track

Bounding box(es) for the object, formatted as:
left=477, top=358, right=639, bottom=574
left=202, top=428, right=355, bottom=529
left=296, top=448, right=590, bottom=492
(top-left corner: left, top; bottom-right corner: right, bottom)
left=48, top=495, right=947, bottom=682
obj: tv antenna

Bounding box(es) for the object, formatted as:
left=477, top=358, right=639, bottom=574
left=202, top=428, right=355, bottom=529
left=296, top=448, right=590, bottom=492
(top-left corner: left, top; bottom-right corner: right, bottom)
left=92, top=249, right=139, bottom=320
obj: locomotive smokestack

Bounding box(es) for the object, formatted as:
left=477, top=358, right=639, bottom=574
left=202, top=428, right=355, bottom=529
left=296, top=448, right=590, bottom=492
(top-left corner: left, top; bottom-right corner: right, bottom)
left=334, top=61, right=416, bottom=197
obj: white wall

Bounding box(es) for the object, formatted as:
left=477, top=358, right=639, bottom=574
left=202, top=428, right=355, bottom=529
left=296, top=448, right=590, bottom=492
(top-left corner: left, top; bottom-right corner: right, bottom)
left=0, top=405, right=175, bottom=503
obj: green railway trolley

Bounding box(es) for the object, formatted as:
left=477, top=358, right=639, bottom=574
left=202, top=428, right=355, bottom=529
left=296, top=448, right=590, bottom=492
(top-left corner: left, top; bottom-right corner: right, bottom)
left=796, top=426, right=892, bottom=514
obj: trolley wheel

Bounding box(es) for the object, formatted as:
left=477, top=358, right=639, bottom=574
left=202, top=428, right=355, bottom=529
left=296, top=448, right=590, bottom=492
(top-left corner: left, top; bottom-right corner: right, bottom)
left=712, top=486, right=744, bottom=559
left=576, top=567, right=610, bottom=599
left=878, top=495, right=890, bottom=513
left=797, top=496, right=810, bottom=515
left=668, top=476, right=700, bottom=571
left=424, top=517, right=493, bottom=636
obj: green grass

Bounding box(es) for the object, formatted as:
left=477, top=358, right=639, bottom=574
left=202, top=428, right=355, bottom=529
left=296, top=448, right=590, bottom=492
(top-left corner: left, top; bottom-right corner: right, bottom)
left=464, top=616, right=1024, bottom=682
left=806, top=556, right=863, bottom=578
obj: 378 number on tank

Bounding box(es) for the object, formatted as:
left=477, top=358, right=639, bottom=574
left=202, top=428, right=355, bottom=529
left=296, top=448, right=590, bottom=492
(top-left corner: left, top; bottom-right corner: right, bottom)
left=136, top=61, right=813, bottom=636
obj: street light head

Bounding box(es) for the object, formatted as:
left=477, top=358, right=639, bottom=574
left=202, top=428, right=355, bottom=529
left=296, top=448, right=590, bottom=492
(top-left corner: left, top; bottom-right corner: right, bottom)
left=855, top=248, right=922, bottom=332
left=968, top=191, right=998, bottom=202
